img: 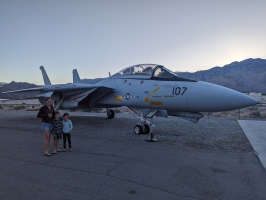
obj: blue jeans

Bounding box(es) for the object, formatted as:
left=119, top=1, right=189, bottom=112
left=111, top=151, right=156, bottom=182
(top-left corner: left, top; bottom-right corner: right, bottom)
left=42, top=122, right=52, bottom=132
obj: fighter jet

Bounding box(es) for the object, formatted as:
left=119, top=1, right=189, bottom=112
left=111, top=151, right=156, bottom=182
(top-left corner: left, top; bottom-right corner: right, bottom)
left=2, top=64, right=258, bottom=136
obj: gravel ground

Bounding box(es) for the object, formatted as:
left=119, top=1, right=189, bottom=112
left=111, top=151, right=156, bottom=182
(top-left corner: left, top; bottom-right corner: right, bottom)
left=0, top=110, right=253, bottom=153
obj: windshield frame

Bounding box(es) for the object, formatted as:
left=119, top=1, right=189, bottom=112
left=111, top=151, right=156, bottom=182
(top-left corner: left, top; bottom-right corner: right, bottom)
left=111, top=64, right=158, bottom=79
left=111, top=64, right=197, bottom=82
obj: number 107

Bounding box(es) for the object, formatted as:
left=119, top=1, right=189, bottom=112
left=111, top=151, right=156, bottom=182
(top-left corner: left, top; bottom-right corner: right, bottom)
left=172, top=87, right=187, bottom=95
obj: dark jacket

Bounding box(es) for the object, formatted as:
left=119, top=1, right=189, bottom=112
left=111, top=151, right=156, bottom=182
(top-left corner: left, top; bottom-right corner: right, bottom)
left=37, top=105, right=55, bottom=123
left=51, top=118, right=63, bottom=135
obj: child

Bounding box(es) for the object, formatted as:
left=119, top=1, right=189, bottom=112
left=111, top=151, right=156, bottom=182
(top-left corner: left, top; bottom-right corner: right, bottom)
left=51, top=111, right=63, bottom=154
left=62, top=113, right=73, bottom=151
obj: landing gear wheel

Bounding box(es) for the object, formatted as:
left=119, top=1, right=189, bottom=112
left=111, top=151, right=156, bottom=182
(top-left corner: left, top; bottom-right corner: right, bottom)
left=107, top=109, right=115, bottom=119
left=134, top=125, right=143, bottom=135
left=143, top=124, right=150, bottom=134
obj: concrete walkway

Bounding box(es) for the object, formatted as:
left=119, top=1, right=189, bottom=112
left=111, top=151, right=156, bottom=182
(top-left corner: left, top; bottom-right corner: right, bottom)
left=238, top=120, right=266, bottom=170
left=0, top=127, right=266, bottom=200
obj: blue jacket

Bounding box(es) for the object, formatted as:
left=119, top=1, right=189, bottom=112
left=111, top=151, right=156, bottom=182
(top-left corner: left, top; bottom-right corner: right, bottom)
left=62, top=119, right=73, bottom=134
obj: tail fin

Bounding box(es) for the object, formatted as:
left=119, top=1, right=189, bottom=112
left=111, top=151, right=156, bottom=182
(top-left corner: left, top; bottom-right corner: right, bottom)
left=73, top=69, right=81, bottom=83
left=39, top=66, right=51, bottom=85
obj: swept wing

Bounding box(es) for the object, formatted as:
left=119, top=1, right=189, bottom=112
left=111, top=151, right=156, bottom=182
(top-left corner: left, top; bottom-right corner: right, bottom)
left=1, top=67, right=114, bottom=110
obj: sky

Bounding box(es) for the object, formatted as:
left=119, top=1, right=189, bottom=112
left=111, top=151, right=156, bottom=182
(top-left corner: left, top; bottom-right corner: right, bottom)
left=0, top=0, right=266, bottom=85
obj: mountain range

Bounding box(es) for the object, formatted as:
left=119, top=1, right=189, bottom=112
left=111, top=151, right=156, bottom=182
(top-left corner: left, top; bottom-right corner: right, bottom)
left=176, top=58, right=266, bottom=93
left=1, top=58, right=266, bottom=99
left=0, top=82, right=6, bottom=87
left=0, top=81, right=39, bottom=99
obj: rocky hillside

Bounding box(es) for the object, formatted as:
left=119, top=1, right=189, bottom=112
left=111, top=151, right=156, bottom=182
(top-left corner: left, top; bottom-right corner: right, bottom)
left=0, top=81, right=39, bottom=99
left=177, top=58, right=266, bottom=93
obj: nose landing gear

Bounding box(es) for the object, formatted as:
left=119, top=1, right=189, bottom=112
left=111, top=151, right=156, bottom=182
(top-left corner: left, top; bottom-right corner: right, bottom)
left=133, top=111, right=158, bottom=142
left=134, top=122, right=150, bottom=135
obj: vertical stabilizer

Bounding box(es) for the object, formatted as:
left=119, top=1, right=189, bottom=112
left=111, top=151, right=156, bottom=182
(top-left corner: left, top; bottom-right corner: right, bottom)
left=39, top=66, right=51, bottom=85
left=73, top=69, right=81, bottom=83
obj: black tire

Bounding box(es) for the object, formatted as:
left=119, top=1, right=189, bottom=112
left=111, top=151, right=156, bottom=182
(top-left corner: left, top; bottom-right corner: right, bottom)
left=143, top=124, right=150, bottom=134
left=107, top=109, right=115, bottom=119
left=134, top=125, right=143, bottom=135
left=110, top=110, right=115, bottom=118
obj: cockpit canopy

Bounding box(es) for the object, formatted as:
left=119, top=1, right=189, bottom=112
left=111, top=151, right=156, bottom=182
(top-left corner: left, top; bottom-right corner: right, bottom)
left=111, top=64, right=196, bottom=82
left=112, top=64, right=176, bottom=78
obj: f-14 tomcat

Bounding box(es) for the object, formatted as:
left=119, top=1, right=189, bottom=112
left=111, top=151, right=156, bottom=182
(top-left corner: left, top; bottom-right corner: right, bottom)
left=2, top=64, right=258, bottom=135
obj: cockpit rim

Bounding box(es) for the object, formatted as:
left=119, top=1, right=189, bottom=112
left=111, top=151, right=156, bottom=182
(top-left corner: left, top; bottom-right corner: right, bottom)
left=110, top=63, right=197, bottom=82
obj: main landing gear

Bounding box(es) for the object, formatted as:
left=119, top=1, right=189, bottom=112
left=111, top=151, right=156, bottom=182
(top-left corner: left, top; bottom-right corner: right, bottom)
left=107, top=108, right=115, bottom=119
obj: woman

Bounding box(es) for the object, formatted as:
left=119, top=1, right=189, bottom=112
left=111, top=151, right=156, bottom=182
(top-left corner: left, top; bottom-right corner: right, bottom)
left=37, top=97, right=55, bottom=156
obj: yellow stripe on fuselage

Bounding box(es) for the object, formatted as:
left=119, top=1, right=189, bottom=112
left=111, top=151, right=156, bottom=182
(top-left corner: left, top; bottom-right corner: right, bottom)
left=164, top=95, right=174, bottom=98
left=150, top=101, right=163, bottom=106
left=150, top=86, right=160, bottom=96
left=114, top=96, right=123, bottom=102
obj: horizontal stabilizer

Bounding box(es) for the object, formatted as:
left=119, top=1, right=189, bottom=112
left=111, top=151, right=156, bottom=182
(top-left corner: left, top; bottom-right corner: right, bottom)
left=1, top=87, right=41, bottom=93
left=36, top=91, right=54, bottom=98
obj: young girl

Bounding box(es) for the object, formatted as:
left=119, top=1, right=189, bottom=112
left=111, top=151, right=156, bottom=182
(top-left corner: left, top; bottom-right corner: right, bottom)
left=51, top=112, right=63, bottom=154
left=62, top=113, right=73, bottom=151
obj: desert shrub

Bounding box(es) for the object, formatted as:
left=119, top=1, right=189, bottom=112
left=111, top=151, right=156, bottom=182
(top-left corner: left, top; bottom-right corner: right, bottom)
left=14, top=105, right=26, bottom=110
left=90, top=108, right=100, bottom=112
left=248, top=107, right=258, bottom=111
left=249, top=111, right=260, bottom=118
left=114, top=109, right=121, bottom=113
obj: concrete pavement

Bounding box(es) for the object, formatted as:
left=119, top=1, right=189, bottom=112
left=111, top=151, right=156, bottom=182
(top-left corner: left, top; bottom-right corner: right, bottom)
left=238, top=120, right=266, bottom=170
left=0, top=127, right=266, bottom=200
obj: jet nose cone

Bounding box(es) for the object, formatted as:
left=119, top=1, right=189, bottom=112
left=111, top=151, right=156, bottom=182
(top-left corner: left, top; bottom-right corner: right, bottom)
left=187, top=82, right=258, bottom=112
left=231, top=93, right=258, bottom=108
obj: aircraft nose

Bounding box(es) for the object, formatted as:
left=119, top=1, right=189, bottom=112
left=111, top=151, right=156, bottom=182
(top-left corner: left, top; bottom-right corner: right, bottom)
left=187, top=82, right=258, bottom=112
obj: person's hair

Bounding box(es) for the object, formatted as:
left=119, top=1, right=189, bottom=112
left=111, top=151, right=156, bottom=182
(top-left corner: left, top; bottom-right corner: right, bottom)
left=46, top=97, right=52, bottom=101
left=55, top=111, right=60, bottom=115
left=63, top=113, right=69, bottom=117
